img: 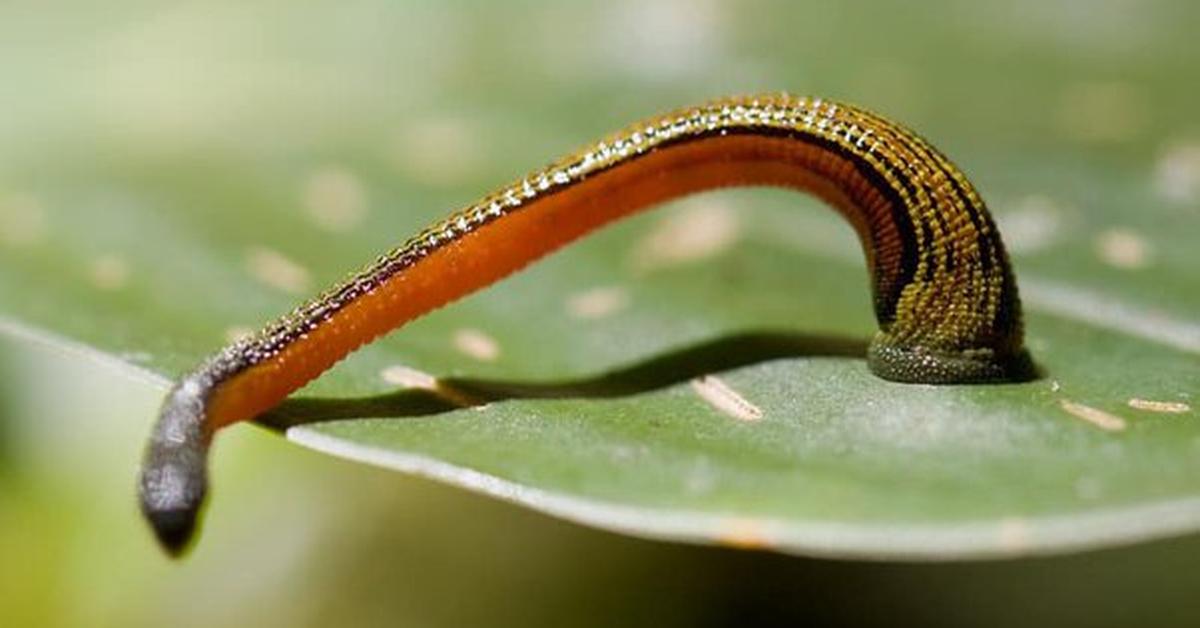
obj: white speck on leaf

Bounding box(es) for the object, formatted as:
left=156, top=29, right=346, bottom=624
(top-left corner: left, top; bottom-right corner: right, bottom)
left=304, top=166, right=368, bottom=233
left=246, top=246, right=312, bottom=294
left=453, top=328, right=500, bottom=362
left=690, top=375, right=762, bottom=422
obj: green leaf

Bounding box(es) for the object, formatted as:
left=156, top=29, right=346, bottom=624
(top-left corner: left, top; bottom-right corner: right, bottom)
left=1, top=1, right=1197, bottom=559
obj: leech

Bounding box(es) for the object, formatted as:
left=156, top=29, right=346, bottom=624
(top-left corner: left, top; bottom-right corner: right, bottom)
left=139, top=94, right=1032, bottom=556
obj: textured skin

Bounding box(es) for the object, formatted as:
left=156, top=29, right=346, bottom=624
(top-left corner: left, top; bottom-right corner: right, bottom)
left=139, top=94, right=1031, bottom=555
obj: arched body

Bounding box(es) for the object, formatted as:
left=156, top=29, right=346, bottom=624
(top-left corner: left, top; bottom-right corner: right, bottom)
left=140, top=94, right=1031, bottom=555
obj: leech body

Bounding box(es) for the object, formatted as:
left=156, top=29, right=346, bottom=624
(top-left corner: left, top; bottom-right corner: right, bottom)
left=140, top=94, right=1030, bottom=555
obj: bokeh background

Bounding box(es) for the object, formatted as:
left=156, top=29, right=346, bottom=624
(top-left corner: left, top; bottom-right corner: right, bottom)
left=2, top=1, right=1199, bottom=626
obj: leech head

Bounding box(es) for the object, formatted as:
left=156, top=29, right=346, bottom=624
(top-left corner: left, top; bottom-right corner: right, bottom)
left=139, top=376, right=211, bottom=557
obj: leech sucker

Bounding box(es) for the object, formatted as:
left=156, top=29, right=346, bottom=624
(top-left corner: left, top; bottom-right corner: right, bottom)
left=139, top=94, right=1032, bottom=555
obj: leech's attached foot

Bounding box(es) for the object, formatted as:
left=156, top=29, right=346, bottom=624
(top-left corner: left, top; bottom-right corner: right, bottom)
left=867, top=333, right=1035, bottom=384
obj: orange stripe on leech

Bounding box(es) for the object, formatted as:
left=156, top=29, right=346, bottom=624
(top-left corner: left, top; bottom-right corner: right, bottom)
left=205, top=200, right=613, bottom=428
left=205, top=134, right=902, bottom=428
left=206, top=246, right=480, bottom=427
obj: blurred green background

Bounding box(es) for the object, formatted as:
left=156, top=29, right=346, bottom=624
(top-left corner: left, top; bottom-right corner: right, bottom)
left=2, top=1, right=1199, bottom=626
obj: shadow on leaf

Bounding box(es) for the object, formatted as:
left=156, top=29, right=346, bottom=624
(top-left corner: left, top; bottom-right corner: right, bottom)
left=257, top=330, right=867, bottom=431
